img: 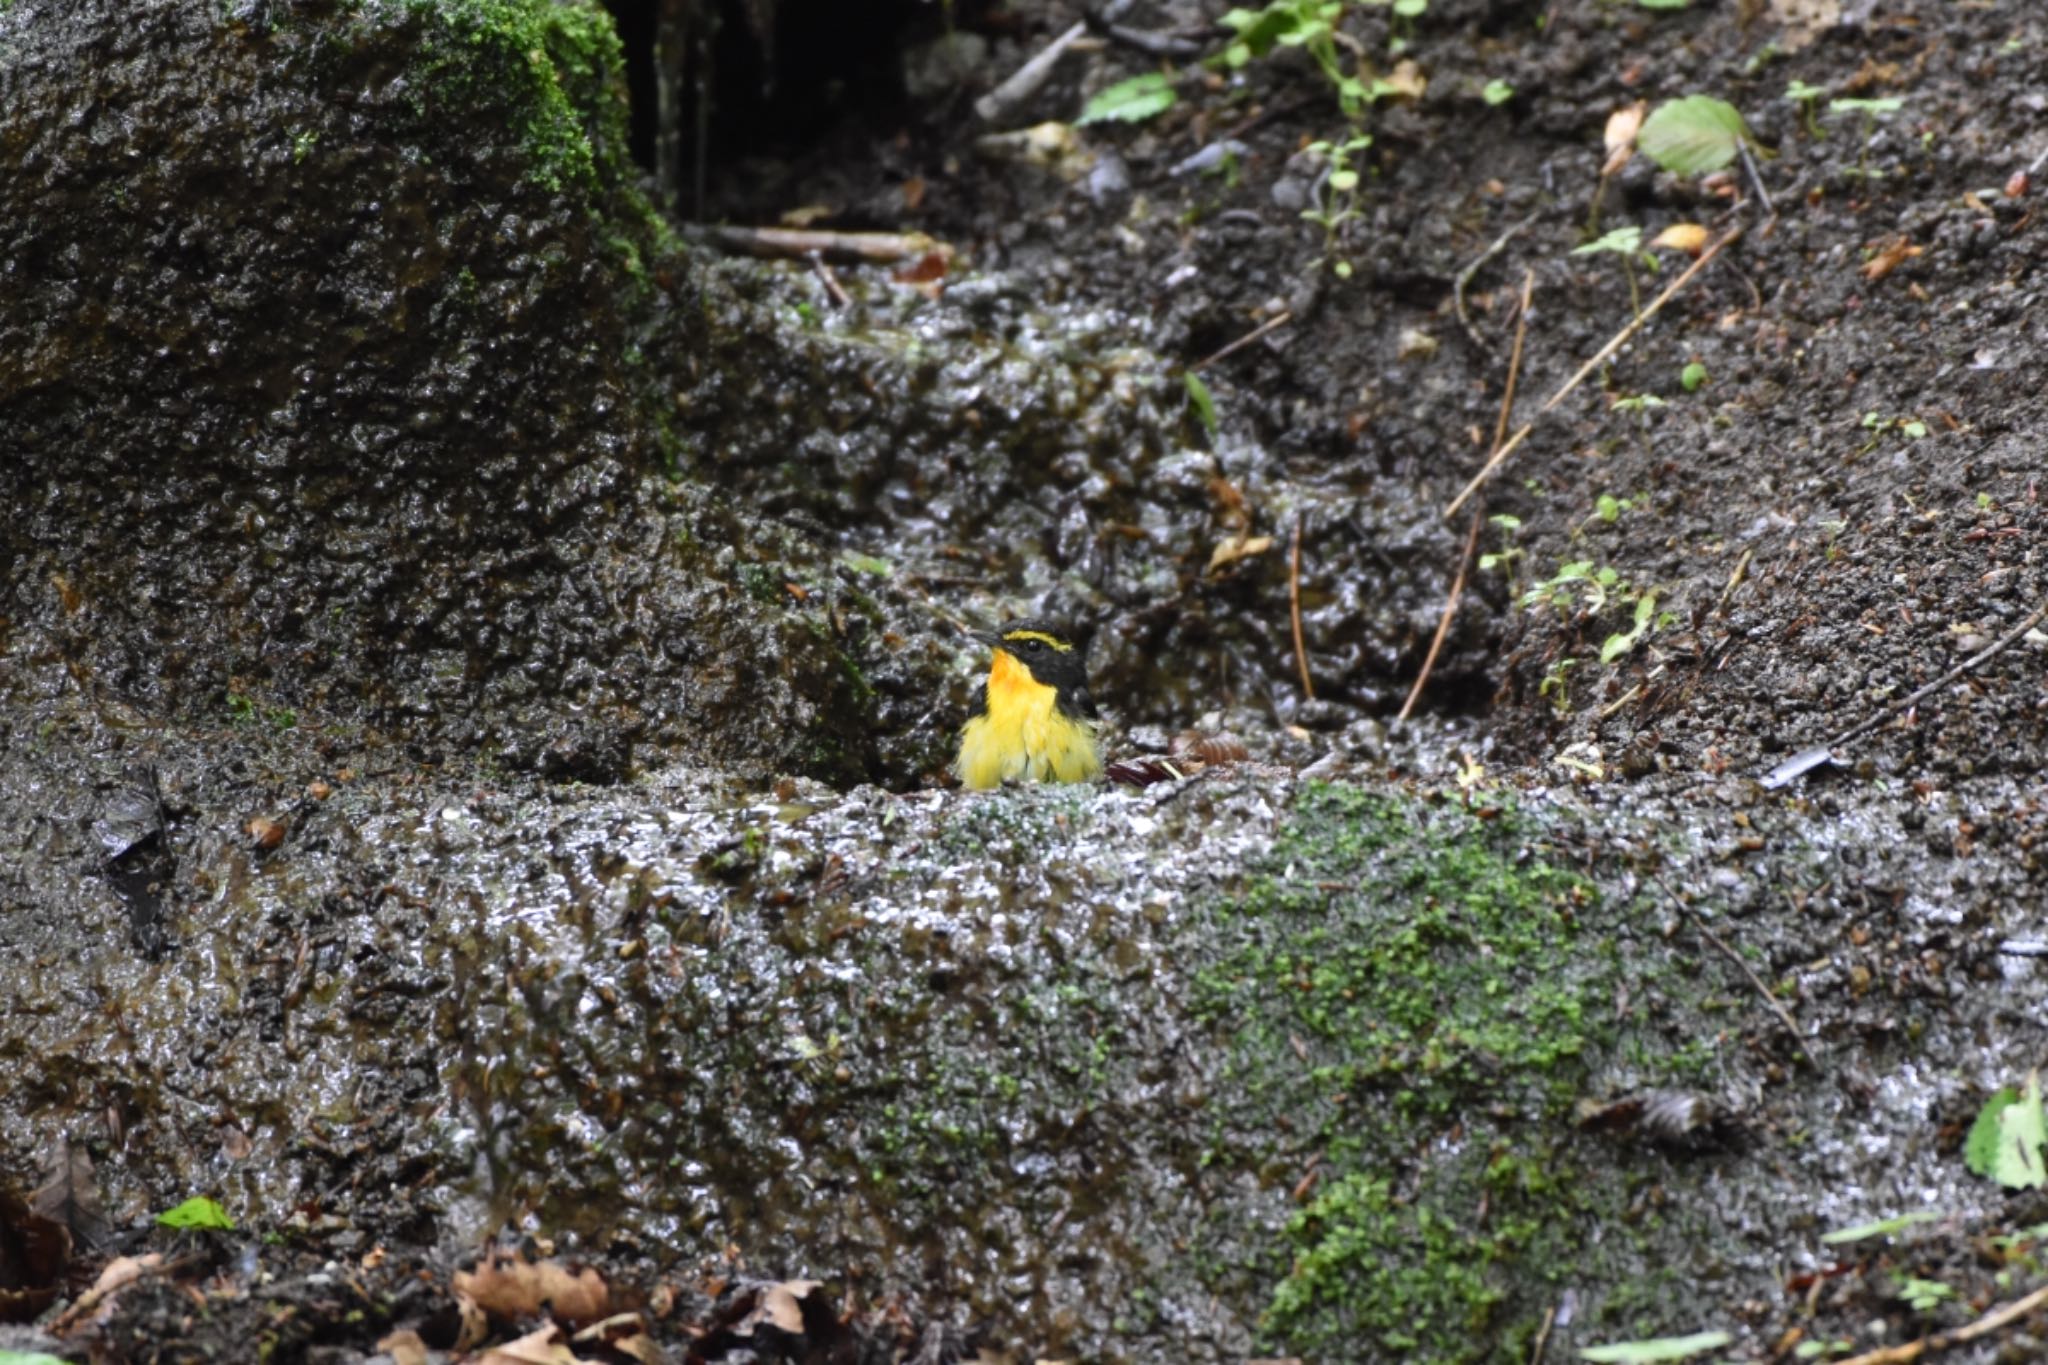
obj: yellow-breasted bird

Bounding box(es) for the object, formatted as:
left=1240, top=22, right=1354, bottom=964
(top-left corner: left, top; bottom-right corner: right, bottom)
left=954, top=619, right=1103, bottom=789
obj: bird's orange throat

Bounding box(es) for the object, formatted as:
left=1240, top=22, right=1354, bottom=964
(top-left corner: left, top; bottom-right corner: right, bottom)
left=987, top=647, right=1055, bottom=714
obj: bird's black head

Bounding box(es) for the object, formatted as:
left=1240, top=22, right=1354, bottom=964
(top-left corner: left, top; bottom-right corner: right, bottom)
left=976, top=617, right=1091, bottom=694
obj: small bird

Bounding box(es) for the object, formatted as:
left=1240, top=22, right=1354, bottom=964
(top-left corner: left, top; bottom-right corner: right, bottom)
left=954, top=619, right=1103, bottom=789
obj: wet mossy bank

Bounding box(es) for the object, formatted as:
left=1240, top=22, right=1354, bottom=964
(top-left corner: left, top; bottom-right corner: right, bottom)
left=0, top=0, right=961, bottom=785
left=10, top=691, right=1996, bottom=1363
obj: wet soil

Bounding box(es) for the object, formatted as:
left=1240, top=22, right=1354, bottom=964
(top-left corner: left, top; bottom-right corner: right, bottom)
left=7, top=0, right=2048, bottom=1362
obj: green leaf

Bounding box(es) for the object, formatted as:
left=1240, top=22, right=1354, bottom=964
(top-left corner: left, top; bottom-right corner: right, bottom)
left=1393, top=0, right=1427, bottom=15
left=1184, top=371, right=1219, bottom=440
left=1785, top=79, right=1824, bottom=102
left=156, top=1195, right=235, bottom=1230
left=1574, top=226, right=1644, bottom=256
left=1581, top=1331, right=1734, bottom=1363
left=1483, top=78, right=1515, bottom=106
left=1637, top=0, right=1691, bottom=9
left=1595, top=493, right=1624, bottom=522
left=1829, top=97, right=1903, bottom=117
left=1079, top=72, right=1179, bottom=126
left=1967, top=1073, right=2047, bottom=1189
left=0, top=1352, right=74, bottom=1365
left=1637, top=95, right=1752, bottom=175
left=1821, top=1210, right=1939, bottom=1244
left=838, top=551, right=893, bottom=577
left=1681, top=361, right=1708, bottom=391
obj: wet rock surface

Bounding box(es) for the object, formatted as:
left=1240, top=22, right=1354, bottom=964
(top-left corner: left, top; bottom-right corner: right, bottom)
left=5, top=0, right=2048, bottom=1362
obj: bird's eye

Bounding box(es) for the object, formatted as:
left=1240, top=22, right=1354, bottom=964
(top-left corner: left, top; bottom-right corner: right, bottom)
left=1026, top=639, right=1043, bottom=652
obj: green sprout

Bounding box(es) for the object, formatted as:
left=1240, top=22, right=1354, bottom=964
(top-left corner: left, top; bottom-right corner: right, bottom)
left=1301, top=132, right=1374, bottom=277
left=1785, top=79, right=1825, bottom=138
left=1572, top=225, right=1658, bottom=318
left=1828, top=96, right=1903, bottom=179
left=1482, top=77, right=1514, bottom=106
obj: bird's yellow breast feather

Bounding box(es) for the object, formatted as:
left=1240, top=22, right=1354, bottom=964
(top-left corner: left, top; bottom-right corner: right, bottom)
left=955, top=649, right=1101, bottom=789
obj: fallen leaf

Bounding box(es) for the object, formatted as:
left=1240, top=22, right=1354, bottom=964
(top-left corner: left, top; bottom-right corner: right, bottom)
left=376, top=1329, right=432, bottom=1365
left=573, top=1312, right=664, bottom=1364
left=50, top=1252, right=164, bottom=1332
left=1649, top=223, right=1709, bottom=254
left=0, top=1188, right=69, bottom=1324
left=1861, top=235, right=1923, bottom=281
left=756, top=1279, right=821, bottom=1334
left=1103, top=755, right=1190, bottom=787
left=476, top=1323, right=579, bottom=1365
left=1768, top=0, right=1840, bottom=53
left=1170, top=732, right=1249, bottom=765
left=1602, top=101, right=1647, bottom=177
left=1380, top=59, right=1426, bottom=101
left=777, top=204, right=837, bottom=229
left=1207, top=535, right=1274, bottom=573
left=901, top=176, right=926, bottom=212
left=32, top=1136, right=107, bottom=1251
left=456, top=1251, right=611, bottom=1327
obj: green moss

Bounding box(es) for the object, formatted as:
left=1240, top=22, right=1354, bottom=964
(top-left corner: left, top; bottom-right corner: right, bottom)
left=1192, top=784, right=1629, bottom=1360
left=344, top=0, right=630, bottom=192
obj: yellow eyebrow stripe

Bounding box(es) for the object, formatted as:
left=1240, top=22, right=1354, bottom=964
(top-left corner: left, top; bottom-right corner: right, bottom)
left=1001, top=630, right=1072, bottom=652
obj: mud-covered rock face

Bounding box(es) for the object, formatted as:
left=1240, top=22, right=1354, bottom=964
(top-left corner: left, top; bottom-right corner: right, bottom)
left=0, top=0, right=950, bottom=784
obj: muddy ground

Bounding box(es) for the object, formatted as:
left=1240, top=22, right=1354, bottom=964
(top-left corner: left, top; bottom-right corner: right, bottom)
left=5, top=0, right=2048, bottom=1362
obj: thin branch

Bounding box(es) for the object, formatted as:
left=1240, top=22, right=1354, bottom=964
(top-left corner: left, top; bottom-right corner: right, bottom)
left=1653, top=874, right=1805, bottom=1052
left=1538, top=224, right=1743, bottom=416
left=1528, top=1304, right=1557, bottom=1365
left=1825, top=596, right=2048, bottom=752
left=1193, top=310, right=1293, bottom=371
left=1833, top=1278, right=2048, bottom=1365
left=1453, top=212, right=1539, bottom=354
left=1402, top=273, right=1532, bottom=721
left=809, top=252, right=851, bottom=308
left=975, top=20, right=1087, bottom=123
left=1290, top=510, right=1314, bottom=701
left=1399, top=511, right=1481, bottom=723
left=1443, top=223, right=1742, bottom=519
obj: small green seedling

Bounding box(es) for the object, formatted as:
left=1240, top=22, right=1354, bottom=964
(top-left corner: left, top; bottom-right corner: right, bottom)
left=1219, top=2, right=1371, bottom=115
left=1857, top=410, right=1927, bottom=454
left=1538, top=657, right=1577, bottom=714
left=1184, top=370, right=1219, bottom=440
left=1828, top=96, right=1903, bottom=179
left=1387, top=0, right=1428, bottom=55
left=1785, top=79, right=1825, bottom=138
left=1478, top=513, right=1525, bottom=591
left=1301, top=133, right=1374, bottom=276
left=1572, top=225, right=1658, bottom=317
left=1966, top=1072, right=2047, bottom=1190
left=1894, top=1276, right=1956, bottom=1315
left=1680, top=360, right=1707, bottom=391
left=1482, top=78, right=1514, bottom=106
left=158, top=1196, right=236, bottom=1231
left=1079, top=72, right=1179, bottom=125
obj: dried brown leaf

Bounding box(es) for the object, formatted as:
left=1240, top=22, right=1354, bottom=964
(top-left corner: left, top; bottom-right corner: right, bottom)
left=756, top=1279, right=821, bottom=1334
left=1602, top=101, right=1647, bottom=177
left=1767, top=0, right=1840, bottom=53
left=1207, top=534, right=1273, bottom=573
left=476, top=1323, right=580, bottom=1365
left=574, top=1311, right=666, bottom=1364
left=1649, top=223, right=1710, bottom=254
left=1861, top=235, right=1923, bottom=282
left=1380, top=59, right=1426, bottom=101
left=376, top=1329, right=432, bottom=1365
left=1169, top=732, right=1250, bottom=765
left=1103, top=756, right=1191, bottom=787
left=456, top=1252, right=611, bottom=1327
left=33, top=1135, right=107, bottom=1250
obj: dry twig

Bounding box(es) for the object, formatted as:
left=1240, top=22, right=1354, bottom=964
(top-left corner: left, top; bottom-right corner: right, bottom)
left=1833, top=1278, right=2048, bottom=1365
left=1193, top=310, right=1293, bottom=371
left=1444, top=223, right=1744, bottom=519
left=1402, top=271, right=1532, bottom=721
left=1653, top=874, right=1804, bottom=1051
left=1290, top=510, right=1314, bottom=701
left=1453, top=212, right=1538, bottom=354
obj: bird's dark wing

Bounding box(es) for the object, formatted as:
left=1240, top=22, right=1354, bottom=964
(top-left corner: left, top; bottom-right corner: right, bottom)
left=1062, top=684, right=1101, bottom=721
left=967, top=678, right=988, bottom=720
